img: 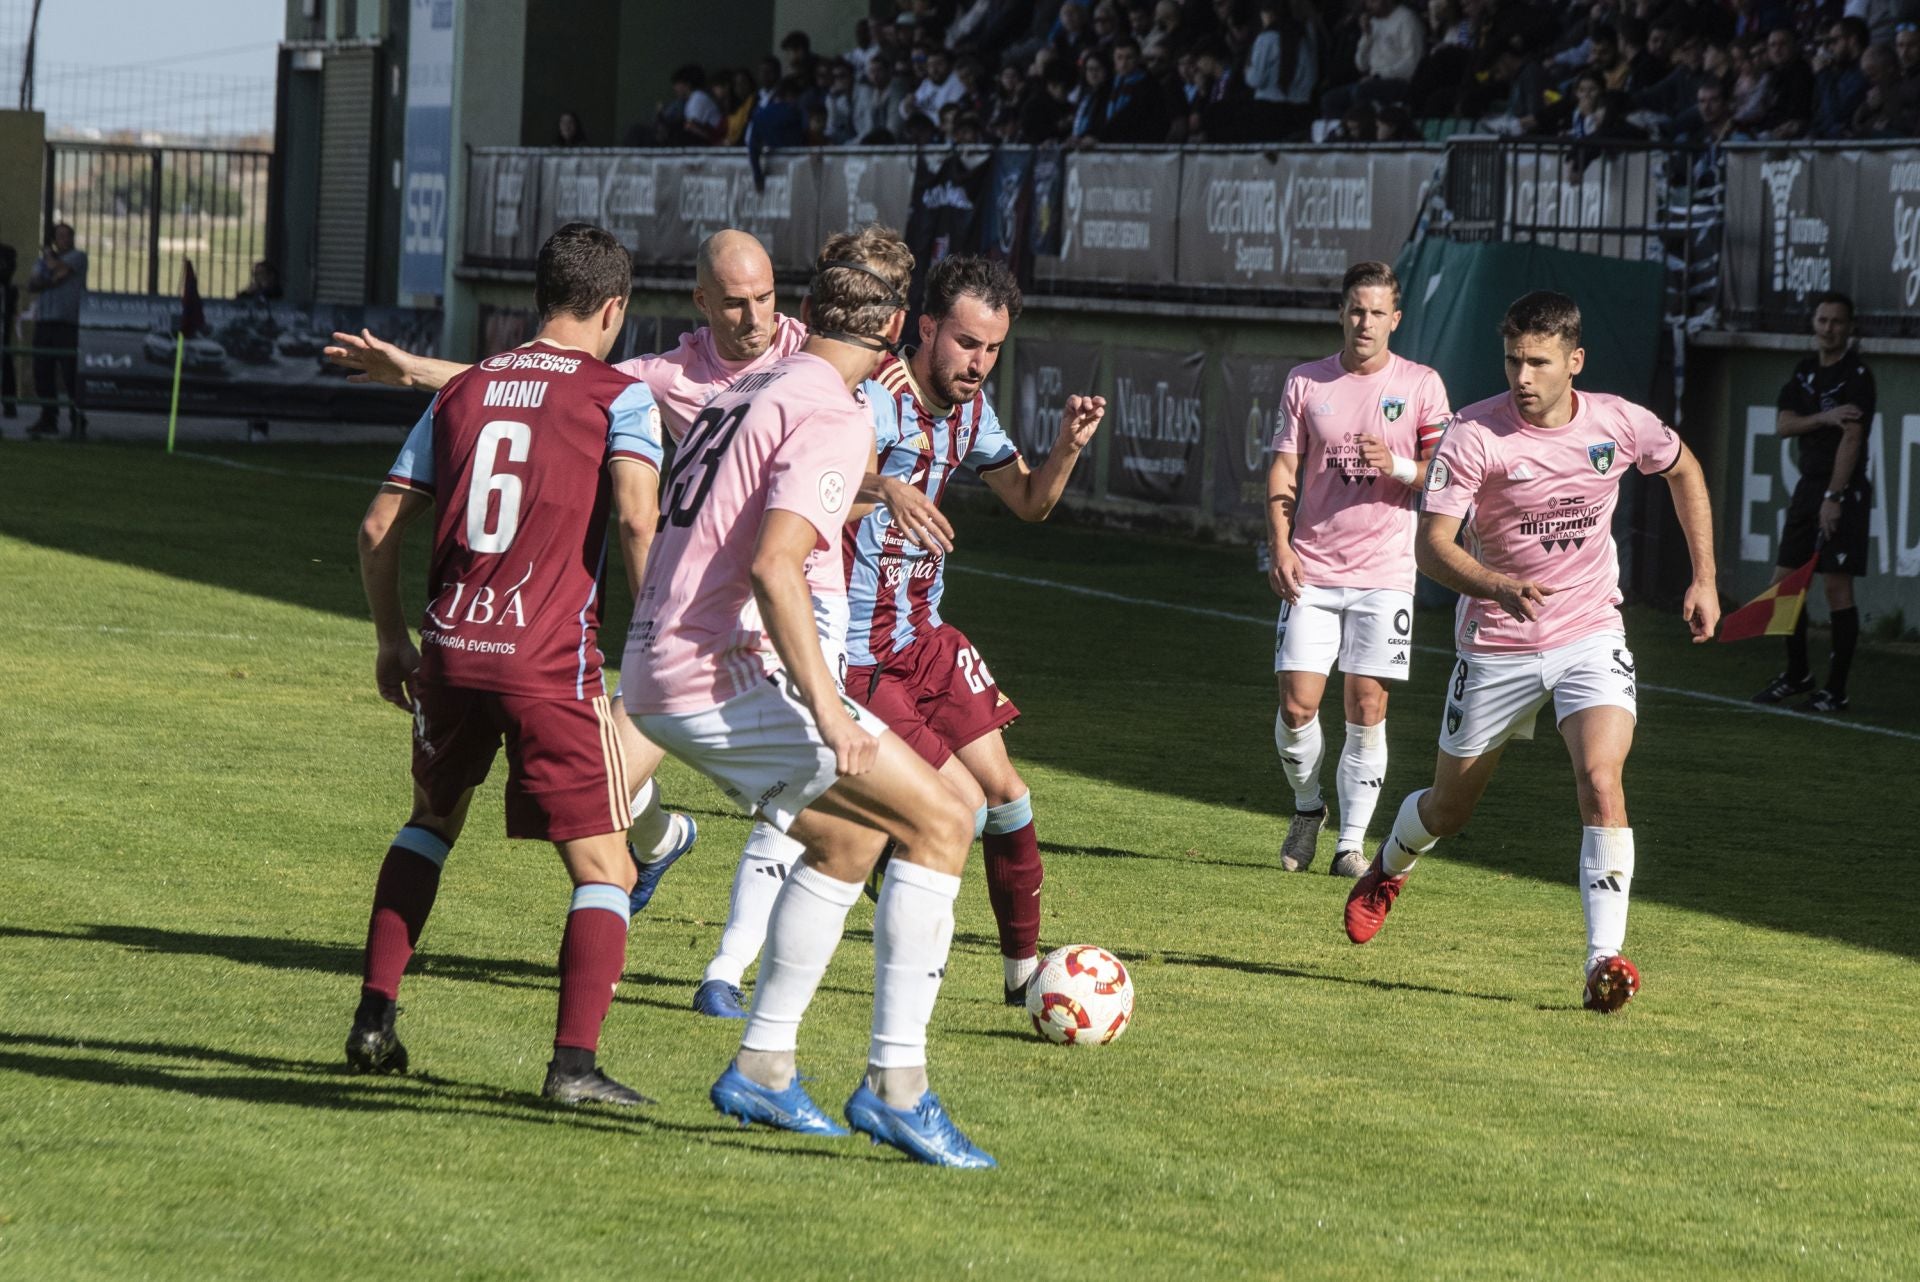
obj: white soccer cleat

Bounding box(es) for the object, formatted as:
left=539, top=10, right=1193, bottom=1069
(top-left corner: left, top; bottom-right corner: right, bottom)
left=1279, top=806, right=1326, bottom=872
left=1329, top=848, right=1369, bottom=879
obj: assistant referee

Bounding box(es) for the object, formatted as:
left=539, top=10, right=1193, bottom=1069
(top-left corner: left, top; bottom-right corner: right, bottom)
left=1752, top=291, right=1873, bottom=714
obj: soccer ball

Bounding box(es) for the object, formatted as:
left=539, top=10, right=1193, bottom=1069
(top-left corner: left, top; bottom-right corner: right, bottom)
left=1026, top=944, right=1134, bottom=1046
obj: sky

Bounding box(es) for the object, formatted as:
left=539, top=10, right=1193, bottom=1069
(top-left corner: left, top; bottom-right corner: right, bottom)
left=16, top=0, right=284, bottom=136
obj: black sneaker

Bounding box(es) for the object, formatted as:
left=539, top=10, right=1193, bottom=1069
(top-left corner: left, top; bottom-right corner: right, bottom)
left=344, top=1005, right=408, bottom=1074
left=1752, top=672, right=1815, bottom=705
left=541, top=1060, right=655, bottom=1107
left=1807, top=689, right=1849, bottom=713
left=1003, top=974, right=1033, bottom=1008
left=26, top=418, right=57, bottom=439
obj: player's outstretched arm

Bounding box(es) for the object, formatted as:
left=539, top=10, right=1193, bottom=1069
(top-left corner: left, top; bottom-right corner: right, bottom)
left=1659, top=444, right=1720, bottom=643
left=752, top=510, right=876, bottom=776
left=983, top=394, right=1107, bottom=521
left=1415, top=512, right=1555, bottom=623
left=325, top=329, right=470, bottom=391
left=358, top=484, right=435, bottom=709
left=1265, top=448, right=1305, bottom=601
left=610, top=460, right=661, bottom=597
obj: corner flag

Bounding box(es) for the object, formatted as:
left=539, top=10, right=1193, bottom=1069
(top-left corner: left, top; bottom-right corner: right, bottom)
left=1717, top=554, right=1819, bottom=641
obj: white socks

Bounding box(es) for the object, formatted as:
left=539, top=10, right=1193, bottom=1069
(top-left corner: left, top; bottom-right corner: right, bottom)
left=1275, top=712, right=1325, bottom=811
left=738, top=862, right=864, bottom=1084
left=1003, top=954, right=1038, bottom=992
left=628, top=779, right=676, bottom=859
left=705, top=821, right=803, bottom=987
left=1381, top=789, right=1437, bottom=875
left=869, top=858, right=962, bottom=1089
left=1335, top=720, right=1388, bottom=852
left=1580, top=826, right=1635, bottom=972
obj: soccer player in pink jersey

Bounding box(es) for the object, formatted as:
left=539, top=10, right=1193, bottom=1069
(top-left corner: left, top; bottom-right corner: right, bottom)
left=1344, top=291, right=1721, bottom=1013
left=348, top=223, right=676, bottom=1104
left=1267, top=261, right=1451, bottom=879
left=624, top=227, right=992, bottom=1168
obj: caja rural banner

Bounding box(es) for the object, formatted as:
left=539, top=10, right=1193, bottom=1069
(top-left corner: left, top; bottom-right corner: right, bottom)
left=1106, top=346, right=1207, bottom=505
left=1008, top=336, right=1101, bottom=496
left=1176, top=148, right=1438, bottom=296
left=1723, top=144, right=1920, bottom=330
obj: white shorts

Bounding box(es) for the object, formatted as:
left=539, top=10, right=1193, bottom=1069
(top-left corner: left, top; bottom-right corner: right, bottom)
left=1274, top=585, right=1415, bottom=681
left=1439, top=632, right=1638, bottom=758
left=636, top=675, right=888, bottom=833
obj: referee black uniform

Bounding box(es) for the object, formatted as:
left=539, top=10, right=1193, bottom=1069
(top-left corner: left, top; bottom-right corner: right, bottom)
left=1775, top=350, right=1874, bottom=575
left=1759, top=345, right=1874, bottom=710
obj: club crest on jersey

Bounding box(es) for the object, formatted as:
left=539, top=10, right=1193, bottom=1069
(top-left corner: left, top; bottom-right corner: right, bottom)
left=1381, top=396, right=1406, bottom=422
left=1588, top=442, right=1617, bottom=474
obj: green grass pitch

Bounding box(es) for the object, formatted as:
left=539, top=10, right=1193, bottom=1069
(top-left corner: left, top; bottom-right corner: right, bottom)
left=0, top=442, right=1915, bottom=1279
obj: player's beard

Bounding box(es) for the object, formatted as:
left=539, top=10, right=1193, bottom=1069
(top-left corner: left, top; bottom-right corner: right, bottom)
left=929, top=359, right=983, bottom=407
left=729, top=326, right=771, bottom=360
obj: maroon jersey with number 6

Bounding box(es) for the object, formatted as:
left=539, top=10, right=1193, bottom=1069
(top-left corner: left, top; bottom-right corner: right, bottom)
left=384, top=341, right=667, bottom=700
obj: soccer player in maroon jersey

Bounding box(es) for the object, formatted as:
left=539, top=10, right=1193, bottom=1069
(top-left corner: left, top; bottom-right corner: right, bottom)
left=348, top=223, right=673, bottom=1104
left=842, top=255, right=1105, bottom=1005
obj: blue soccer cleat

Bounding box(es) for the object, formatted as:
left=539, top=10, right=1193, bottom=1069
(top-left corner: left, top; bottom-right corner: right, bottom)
left=692, top=978, right=747, bottom=1019
left=629, top=813, right=697, bottom=914
left=710, top=1064, right=849, bottom=1136
left=844, top=1083, right=997, bottom=1168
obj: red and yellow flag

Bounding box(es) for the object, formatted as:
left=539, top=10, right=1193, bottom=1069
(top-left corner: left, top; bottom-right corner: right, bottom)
left=1717, top=554, right=1818, bottom=641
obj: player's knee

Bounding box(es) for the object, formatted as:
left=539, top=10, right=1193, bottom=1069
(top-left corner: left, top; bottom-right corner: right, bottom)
left=1280, top=702, right=1317, bottom=728
left=912, top=795, right=974, bottom=872
left=982, top=768, right=1026, bottom=808
left=1574, top=767, right=1626, bottom=823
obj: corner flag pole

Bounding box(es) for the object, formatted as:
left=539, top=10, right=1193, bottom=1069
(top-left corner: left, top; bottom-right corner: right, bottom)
left=166, top=331, right=184, bottom=454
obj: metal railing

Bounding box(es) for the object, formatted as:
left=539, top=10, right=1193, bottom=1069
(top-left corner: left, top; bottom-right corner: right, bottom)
left=1432, top=135, right=1722, bottom=333
left=43, top=141, right=272, bottom=300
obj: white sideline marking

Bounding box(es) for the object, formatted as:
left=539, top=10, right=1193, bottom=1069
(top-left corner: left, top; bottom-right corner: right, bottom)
left=951, top=566, right=1920, bottom=745
left=13, top=621, right=363, bottom=648
left=174, top=450, right=372, bottom=487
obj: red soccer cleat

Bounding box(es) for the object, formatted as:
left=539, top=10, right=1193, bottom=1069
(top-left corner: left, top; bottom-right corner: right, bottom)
left=1583, top=954, right=1641, bottom=1013
left=1344, top=855, right=1408, bottom=944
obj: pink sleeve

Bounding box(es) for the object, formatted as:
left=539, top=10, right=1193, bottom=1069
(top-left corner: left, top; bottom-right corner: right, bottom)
left=1271, top=375, right=1305, bottom=455
left=1629, top=402, right=1683, bottom=475
left=1419, top=417, right=1482, bottom=518
left=765, top=409, right=865, bottom=546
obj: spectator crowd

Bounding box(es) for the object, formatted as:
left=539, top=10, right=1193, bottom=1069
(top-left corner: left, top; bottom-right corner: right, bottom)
left=590, top=0, right=1920, bottom=152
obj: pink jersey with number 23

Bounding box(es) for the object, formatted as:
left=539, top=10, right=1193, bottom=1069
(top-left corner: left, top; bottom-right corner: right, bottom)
left=622, top=352, right=872, bottom=714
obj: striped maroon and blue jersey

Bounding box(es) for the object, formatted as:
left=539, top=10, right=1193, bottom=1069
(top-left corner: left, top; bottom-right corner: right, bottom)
left=843, top=354, right=1021, bottom=667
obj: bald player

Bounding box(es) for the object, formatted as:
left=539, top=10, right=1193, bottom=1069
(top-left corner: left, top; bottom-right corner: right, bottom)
left=327, top=232, right=816, bottom=938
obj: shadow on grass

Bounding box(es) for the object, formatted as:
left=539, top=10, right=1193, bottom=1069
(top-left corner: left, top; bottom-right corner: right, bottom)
left=0, top=1030, right=882, bottom=1161
left=1146, top=950, right=1516, bottom=1004
left=0, top=923, right=692, bottom=1002
left=1039, top=840, right=1256, bottom=870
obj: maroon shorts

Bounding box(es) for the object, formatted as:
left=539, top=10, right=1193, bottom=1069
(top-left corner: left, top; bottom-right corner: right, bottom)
left=411, top=684, right=631, bottom=842
left=846, top=624, right=1021, bottom=769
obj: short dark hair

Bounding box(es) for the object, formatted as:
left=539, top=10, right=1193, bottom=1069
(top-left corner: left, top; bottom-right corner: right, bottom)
left=780, top=29, right=811, bottom=52
left=1342, top=260, right=1399, bottom=306
left=672, top=62, right=705, bottom=88
left=924, top=255, right=1023, bottom=324
left=1838, top=15, right=1869, bottom=47
left=1501, top=290, right=1583, bottom=348
left=1812, top=290, right=1855, bottom=319
left=1112, top=35, right=1142, bottom=56
left=810, top=224, right=914, bottom=337
left=534, top=222, right=631, bottom=321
